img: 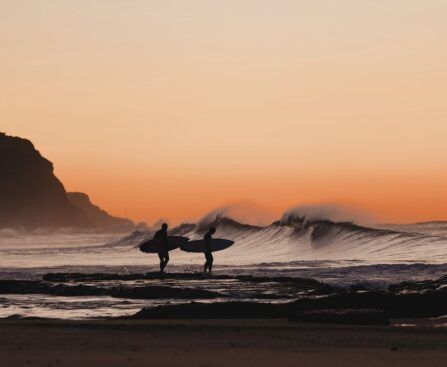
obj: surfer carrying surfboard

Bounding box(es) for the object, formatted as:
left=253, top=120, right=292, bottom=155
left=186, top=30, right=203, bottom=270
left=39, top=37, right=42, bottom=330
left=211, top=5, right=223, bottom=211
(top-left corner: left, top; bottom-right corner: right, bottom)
left=153, top=223, right=169, bottom=273
left=203, top=227, right=216, bottom=274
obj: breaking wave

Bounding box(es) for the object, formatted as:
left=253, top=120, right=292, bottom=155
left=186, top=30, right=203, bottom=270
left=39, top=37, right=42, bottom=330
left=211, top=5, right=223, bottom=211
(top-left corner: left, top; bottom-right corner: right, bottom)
left=1, top=211, right=447, bottom=267
left=108, top=217, right=447, bottom=264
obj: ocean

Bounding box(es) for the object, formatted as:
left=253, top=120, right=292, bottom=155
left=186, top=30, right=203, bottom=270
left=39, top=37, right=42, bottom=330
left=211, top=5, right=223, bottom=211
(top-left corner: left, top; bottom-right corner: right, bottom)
left=1, top=219, right=447, bottom=319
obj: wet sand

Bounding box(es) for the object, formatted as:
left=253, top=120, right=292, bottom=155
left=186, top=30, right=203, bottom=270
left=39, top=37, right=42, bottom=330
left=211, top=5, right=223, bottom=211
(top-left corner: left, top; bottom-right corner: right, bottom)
left=0, top=319, right=446, bottom=367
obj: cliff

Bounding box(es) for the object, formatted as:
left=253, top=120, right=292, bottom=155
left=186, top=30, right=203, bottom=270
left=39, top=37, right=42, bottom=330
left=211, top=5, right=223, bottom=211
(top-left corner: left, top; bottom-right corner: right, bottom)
left=0, top=132, right=133, bottom=230
left=67, top=192, right=134, bottom=231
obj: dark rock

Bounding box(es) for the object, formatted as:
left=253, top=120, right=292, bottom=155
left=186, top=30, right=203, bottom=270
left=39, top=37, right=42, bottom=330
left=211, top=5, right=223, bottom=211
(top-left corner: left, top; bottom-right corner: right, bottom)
left=287, top=290, right=447, bottom=318
left=43, top=272, right=234, bottom=282
left=43, top=272, right=148, bottom=282
left=50, top=283, right=221, bottom=299
left=129, top=302, right=283, bottom=319
left=388, top=273, right=447, bottom=294
left=0, top=279, right=221, bottom=299
left=4, top=272, right=447, bottom=320
left=235, top=275, right=337, bottom=294
left=49, top=284, right=109, bottom=297
left=0, top=279, right=51, bottom=294
left=5, top=314, right=52, bottom=320
left=288, top=308, right=389, bottom=325
left=110, top=286, right=220, bottom=300
left=42, top=272, right=336, bottom=296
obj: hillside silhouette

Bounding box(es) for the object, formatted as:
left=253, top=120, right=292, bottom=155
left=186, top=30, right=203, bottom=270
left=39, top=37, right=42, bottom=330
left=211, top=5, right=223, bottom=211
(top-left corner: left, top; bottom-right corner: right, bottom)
left=0, top=132, right=133, bottom=230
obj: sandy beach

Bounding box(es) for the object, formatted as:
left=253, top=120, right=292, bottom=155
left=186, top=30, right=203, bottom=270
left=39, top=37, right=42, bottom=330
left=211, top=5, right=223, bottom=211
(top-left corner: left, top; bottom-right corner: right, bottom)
left=0, top=319, right=446, bottom=367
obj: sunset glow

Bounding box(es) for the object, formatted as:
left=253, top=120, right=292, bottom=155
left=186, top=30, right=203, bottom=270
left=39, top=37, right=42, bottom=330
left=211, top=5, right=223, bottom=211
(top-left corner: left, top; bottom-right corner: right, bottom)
left=2, top=0, right=446, bottom=224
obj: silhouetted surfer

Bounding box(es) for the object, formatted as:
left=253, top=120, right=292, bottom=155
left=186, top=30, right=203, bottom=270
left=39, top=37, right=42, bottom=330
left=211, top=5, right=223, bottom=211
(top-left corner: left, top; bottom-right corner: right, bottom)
left=153, top=223, right=169, bottom=273
left=203, top=227, right=216, bottom=274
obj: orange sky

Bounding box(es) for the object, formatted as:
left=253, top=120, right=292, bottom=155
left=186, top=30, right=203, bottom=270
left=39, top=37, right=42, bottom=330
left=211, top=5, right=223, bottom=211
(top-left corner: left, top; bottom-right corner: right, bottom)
left=1, top=1, right=447, bottom=224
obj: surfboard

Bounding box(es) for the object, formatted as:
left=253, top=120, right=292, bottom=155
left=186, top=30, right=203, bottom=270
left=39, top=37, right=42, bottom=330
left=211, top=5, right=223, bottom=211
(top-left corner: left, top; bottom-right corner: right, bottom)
left=139, top=236, right=189, bottom=253
left=180, top=238, right=234, bottom=253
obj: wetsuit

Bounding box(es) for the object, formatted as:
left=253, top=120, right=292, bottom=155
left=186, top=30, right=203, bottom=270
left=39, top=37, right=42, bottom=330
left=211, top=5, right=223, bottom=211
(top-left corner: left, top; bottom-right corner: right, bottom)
left=153, top=228, right=169, bottom=273
left=203, top=231, right=214, bottom=273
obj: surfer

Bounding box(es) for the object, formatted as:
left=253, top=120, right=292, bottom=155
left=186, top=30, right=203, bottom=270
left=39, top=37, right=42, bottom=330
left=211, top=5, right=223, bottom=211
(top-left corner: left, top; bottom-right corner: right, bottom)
left=153, top=223, right=169, bottom=273
left=203, top=227, right=216, bottom=274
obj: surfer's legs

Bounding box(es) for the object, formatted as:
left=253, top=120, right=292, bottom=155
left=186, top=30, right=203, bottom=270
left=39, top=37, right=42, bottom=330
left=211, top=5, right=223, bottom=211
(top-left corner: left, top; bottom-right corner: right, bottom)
left=208, top=252, right=213, bottom=272
left=204, top=251, right=213, bottom=272
left=158, top=253, right=164, bottom=272
left=203, top=252, right=209, bottom=272
left=163, top=252, right=170, bottom=270
left=158, top=251, right=169, bottom=273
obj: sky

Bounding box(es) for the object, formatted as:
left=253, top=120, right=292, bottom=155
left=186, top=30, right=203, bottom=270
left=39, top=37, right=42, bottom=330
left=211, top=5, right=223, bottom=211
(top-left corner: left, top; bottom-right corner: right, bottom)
left=1, top=0, right=447, bottom=225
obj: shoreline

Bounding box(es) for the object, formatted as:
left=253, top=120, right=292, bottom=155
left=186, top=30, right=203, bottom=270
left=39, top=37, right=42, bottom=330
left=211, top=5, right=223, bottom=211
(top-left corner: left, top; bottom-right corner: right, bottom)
left=1, top=319, right=446, bottom=367
left=1, top=271, right=447, bottom=321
